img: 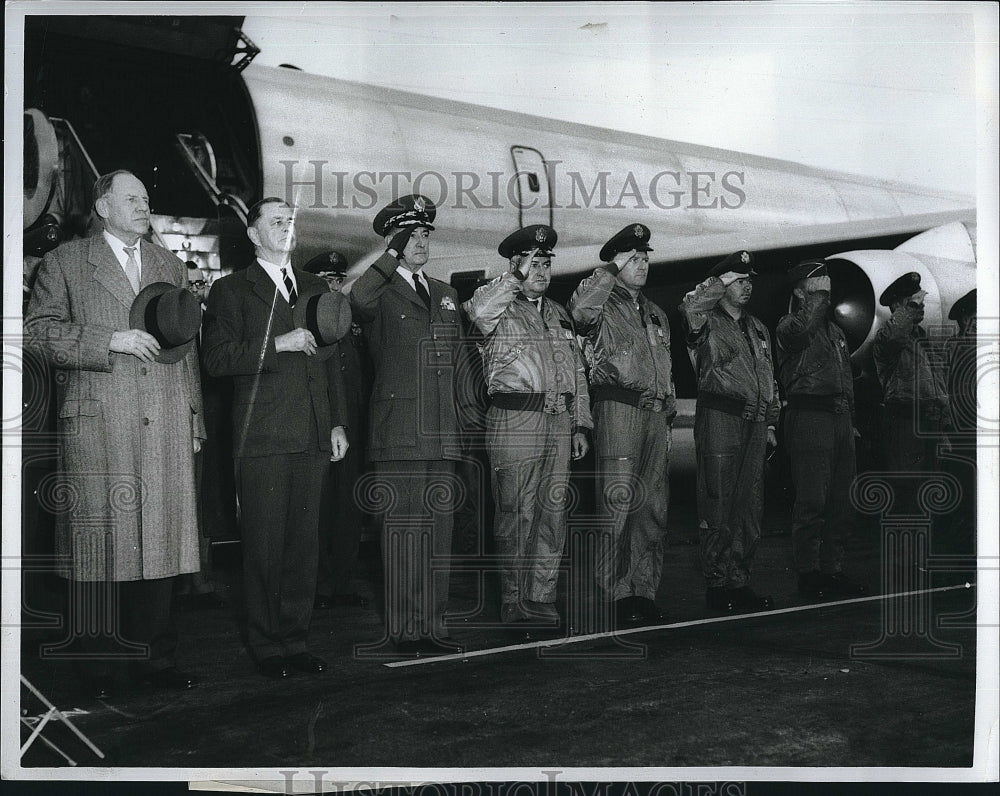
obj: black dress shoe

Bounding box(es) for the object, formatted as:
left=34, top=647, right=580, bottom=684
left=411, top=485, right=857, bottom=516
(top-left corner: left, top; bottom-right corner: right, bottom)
left=730, top=586, right=774, bottom=612
left=823, top=571, right=868, bottom=597
left=330, top=592, right=370, bottom=608
left=286, top=652, right=327, bottom=673
left=142, top=666, right=199, bottom=690
left=634, top=597, right=669, bottom=624
left=257, top=656, right=290, bottom=679
left=706, top=586, right=736, bottom=613
left=614, top=597, right=646, bottom=627
left=798, top=570, right=827, bottom=599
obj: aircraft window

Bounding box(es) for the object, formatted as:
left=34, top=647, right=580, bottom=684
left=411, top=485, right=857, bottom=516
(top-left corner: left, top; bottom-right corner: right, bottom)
left=527, top=173, right=540, bottom=193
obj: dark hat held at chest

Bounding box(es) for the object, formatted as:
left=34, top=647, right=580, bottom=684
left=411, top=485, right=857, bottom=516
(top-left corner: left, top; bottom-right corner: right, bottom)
left=879, top=271, right=922, bottom=306
left=373, top=194, right=437, bottom=236
left=292, top=290, right=352, bottom=360
left=707, top=250, right=756, bottom=278
left=600, top=223, right=654, bottom=262
left=129, top=282, right=202, bottom=364
left=498, top=224, right=558, bottom=259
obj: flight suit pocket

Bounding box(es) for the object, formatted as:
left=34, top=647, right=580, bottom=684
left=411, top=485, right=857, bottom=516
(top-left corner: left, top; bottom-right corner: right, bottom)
left=493, top=464, right=520, bottom=513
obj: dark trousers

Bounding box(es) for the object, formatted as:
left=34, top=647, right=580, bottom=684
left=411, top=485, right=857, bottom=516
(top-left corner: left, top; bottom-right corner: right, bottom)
left=372, top=460, right=455, bottom=642
left=316, top=446, right=366, bottom=598
left=787, top=408, right=856, bottom=574
left=63, top=576, right=178, bottom=678
left=236, top=447, right=327, bottom=660
left=695, top=408, right=767, bottom=588
left=884, top=404, right=945, bottom=515
left=592, top=401, right=672, bottom=601
left=486, top=407, right=572, bottom=606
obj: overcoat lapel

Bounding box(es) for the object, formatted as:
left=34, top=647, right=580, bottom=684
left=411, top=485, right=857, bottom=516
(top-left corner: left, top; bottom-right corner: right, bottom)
left=139, top=240, right=175, bottom=288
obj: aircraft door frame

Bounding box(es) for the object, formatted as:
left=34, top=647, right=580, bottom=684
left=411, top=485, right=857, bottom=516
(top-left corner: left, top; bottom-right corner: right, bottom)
left=510, top=146, right=553, bottom=229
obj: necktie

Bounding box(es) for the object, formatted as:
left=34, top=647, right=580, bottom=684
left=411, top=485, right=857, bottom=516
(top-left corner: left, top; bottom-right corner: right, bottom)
left=281, top=267, right=298, bottom=307
left=413, top=271, right=431, bottom=312
left=123, top=246, right=140, bottom=294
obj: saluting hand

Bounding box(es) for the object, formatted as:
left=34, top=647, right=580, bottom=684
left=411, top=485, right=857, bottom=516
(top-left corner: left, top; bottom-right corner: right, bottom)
left=275, top=328, right=317, bottom=356
left=387, top=228, right=413, bottom=258
left=515, top=247, right=539, bottom=280
left=110, top=329, right=161, bottom=363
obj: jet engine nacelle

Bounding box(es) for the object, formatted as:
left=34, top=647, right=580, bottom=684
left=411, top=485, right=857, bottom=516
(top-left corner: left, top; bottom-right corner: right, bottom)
left=821, top=222, right=976, bottom=370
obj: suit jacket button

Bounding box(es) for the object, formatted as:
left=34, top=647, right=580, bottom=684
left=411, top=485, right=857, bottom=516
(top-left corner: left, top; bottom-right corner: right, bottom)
left=140, top=367, right=148, bottom=376
left=142, top=417, right=150, bottom=426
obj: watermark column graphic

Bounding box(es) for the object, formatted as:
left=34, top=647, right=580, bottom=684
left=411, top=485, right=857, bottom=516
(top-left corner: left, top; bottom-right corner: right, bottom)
left=931, top=330, right=999, bottom=628
left=351, top=468, right=466, bottom=658
left=5, top=331, right=66, bottom=630
left=541, top=469, right=648, bottom=659
left=35, top=471, right=149, bottom=662
left=849, top=471, right=963, bottom=660
left=10, top=326, right=149, bottom=661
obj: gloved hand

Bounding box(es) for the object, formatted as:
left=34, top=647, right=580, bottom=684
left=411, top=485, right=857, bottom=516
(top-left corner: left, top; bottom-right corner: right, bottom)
left=719, top=271, right=744, bottom=287
left=387, top=228, right=413, bottom=259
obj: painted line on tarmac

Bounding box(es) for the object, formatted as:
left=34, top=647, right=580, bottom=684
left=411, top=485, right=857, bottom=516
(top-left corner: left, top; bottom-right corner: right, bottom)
left=383, top=582, right=974, bottom=668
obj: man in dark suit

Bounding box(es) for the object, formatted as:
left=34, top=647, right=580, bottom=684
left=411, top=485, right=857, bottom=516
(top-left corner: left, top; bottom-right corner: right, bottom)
left=201, top=198, right=349, bottom=679
left=349, top=194, right=464, bottom=657
left=25, top=169, right=203, bottom=698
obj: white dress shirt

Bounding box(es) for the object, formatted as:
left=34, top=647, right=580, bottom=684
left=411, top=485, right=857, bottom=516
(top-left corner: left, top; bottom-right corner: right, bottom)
left=395, top=264, right=428, bottom=294
left=257, top=257, right=298, bottom=303
left=103, top=230, right=143, bottom=279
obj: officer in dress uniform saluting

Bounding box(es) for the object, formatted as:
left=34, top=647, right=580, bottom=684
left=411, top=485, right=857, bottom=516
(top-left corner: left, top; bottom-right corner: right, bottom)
left=681, top=251, right=778, bottom=614
left=464, top=225, right=592, bottom=632
left=349, top=194, right=465, bottom=657
left=569, top=223, right=675, bottom=627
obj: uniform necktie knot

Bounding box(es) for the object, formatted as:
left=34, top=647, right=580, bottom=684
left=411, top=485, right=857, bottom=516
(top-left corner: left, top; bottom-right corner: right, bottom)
left=413, top=271, right=431, bottom=311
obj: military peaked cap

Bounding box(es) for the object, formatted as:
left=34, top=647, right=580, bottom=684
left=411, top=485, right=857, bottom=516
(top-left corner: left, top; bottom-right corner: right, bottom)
left=879, top=272, right=922, bottom=307
left=301, top=250, right=349, bottom=276
left=498, top=225, right=558, bottom=259
left=786, top=259, right=828, bottom=284
left=373, top=194, right=436, bottom=236
left=707, top=250, right=756, bottom=279
left=948, top=289, right=976, bottom=321
left=599, top=223, right=654, bottom=262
